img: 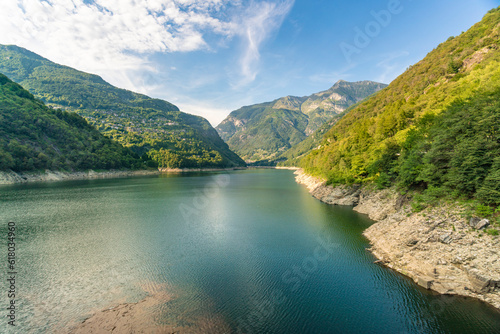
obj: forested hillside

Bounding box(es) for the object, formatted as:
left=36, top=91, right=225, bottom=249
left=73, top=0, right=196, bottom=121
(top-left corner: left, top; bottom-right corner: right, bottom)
left=216, top=80, right=386, bottom=162
left=0, top=73, right=145, bottom=172
left=300, top=7, right=500, bottom=206
left=0, top=45, right=245, bottom=169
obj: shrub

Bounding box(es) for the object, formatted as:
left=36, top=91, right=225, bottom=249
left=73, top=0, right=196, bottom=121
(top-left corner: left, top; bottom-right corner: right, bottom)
left=485, top=229, right=499, bottom=236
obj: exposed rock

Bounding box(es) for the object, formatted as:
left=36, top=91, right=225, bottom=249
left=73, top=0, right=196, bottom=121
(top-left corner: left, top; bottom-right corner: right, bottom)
left=471, top=218, right=490, bottom=230
left=417, top=276, right=434, bottom=289
left=466, top=268, right=494, bottom=293
left=469, top=217, right=481, bottom=227
left=439, top=233, right=452, bottom=244
left=0, top=169, right=160, bottom=185
left=294, top=169, right=500, bottom=310
left=407, top=239, right=419, bottom=247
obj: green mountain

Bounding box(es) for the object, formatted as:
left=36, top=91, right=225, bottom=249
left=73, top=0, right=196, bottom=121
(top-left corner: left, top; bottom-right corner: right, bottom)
left=0, top=73, right=144, bottom=172
left=301, top=7, right=500, bottom=206
left=0, top=45, right=245, bottom=169
left=216, top=80, right=387, bottom=162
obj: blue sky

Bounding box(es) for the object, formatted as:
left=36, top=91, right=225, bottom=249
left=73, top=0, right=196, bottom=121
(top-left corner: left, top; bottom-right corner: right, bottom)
left=0, top=0, right=498, bottom=125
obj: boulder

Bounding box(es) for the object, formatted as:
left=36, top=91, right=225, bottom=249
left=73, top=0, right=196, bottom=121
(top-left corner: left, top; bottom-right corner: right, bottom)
left=470, top=217, right=490, bottom=230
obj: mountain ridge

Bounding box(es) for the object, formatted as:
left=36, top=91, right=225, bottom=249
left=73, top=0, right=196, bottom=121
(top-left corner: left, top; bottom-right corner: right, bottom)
left=216, top=80, right=387, bottom=162
left=0, top=72, right=146, bottom=172
left=0, top=44, right=245, bottom=169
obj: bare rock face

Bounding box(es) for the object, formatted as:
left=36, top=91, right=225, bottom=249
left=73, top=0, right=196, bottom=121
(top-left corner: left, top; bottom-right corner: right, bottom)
left=294, top=169, right=500, bottom=310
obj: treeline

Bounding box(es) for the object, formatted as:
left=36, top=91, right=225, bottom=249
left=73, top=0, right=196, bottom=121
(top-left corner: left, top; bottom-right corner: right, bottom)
left=370, top=88, right=500, bottom=206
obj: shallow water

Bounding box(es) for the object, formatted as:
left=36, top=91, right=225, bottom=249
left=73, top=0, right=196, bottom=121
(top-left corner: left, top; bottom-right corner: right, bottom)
left=1, top=169, right=500, bottom=333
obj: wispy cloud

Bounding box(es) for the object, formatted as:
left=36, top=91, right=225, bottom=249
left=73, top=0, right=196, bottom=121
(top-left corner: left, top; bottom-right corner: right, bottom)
left=0, top=0, right=293, bottom=90
left=235, top=0, right=295, bottom=86
left=1, top=1, right=233, bottom=74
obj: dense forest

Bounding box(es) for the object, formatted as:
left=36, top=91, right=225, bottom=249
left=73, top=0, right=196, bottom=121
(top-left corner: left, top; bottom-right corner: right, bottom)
left=0, top=45, right=245, bottom=169
left=0, top=73, right=146, bottom=172
left=300, top=7, right=500, bottom=207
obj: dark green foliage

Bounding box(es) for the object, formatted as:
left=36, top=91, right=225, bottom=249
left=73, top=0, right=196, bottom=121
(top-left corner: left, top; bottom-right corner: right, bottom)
left=395, top=89, right=500, bottom=205
left=0, top=73, right=147, bottom=172
left=0, top=45, right=245, bottom=168
left=447, top=57, right=462, bottom=74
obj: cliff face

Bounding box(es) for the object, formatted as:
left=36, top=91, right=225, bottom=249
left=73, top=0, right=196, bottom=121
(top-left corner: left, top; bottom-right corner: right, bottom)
left=295, top=169, right=500, bottom=310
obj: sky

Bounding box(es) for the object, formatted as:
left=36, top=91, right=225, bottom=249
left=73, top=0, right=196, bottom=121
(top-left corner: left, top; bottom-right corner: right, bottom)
left=0, top=0, right=498, bottom=125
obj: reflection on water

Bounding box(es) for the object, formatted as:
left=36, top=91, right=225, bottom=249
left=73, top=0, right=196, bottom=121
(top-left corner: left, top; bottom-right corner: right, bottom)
left=1, top=170, right=500, bottom=333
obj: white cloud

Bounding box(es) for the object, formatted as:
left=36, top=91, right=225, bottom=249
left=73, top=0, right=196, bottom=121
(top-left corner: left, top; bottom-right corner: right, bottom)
left=0, top=0, right=294, bottom=123
left=0, top=1, right=293, bottom=86
left=177, top=102, right=232, bottom=126
left=0, top=0, right=237, bottom=76
left=234, top=0, right=294, bottom=86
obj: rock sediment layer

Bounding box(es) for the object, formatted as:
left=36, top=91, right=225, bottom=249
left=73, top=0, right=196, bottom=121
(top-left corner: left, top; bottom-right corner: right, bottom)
left=295, top=169, right=500, bottom=310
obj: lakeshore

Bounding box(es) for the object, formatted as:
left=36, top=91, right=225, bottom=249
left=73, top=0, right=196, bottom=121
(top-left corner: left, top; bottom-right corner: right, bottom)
left=0, top=166, right=301, bottom=185
left=3, top=169, right=500, bottom=333
left=0, top=169, right=160, bottom=185
left=294, top=169, right=500, bottom=311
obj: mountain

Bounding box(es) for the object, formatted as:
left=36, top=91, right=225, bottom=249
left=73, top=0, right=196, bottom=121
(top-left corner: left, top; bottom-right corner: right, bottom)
left=300, top=7, right=500, bottom=206
left=0, top=45, right=245, bottom=169
left=216, top=80, right=387, bottom=162
left=0, top=73, right=145, bottom=172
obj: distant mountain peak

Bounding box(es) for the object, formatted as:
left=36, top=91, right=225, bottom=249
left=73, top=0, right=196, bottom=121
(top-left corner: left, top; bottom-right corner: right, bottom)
left=216, top=80, right=387, bottom=162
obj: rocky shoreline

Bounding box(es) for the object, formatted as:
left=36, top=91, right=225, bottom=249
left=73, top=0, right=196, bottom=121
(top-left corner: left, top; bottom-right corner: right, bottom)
left=294, top=169, right=500, bottom=310
left=0, top=169, right=160, bottom=185
left=0, top=167, right=301, bottom=185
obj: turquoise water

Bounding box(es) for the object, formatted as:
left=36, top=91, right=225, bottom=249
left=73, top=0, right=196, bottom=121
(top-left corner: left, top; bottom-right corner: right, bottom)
left=1, top=169, right=499, bottom=333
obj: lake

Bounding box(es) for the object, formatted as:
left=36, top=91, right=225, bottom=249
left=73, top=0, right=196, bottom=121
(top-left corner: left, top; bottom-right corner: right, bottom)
left=1, top=169, right=500, bottom=333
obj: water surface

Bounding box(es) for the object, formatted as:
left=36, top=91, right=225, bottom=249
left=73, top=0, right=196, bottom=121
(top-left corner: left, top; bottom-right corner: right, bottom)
left=1, top=170, right=500, bottom=333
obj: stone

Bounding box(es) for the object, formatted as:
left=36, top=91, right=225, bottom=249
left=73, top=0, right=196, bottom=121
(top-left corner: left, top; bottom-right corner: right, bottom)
left=467, top=269, right=493, bottom=293
left=470, top=217, right=490, bottom=230
left=469, top=217, right=481, bottom=227
left=439, top=233, right=452, bottom=244
left=476, top=219, right=490, bottom=230
left=407, top=239, right=418, bottom=247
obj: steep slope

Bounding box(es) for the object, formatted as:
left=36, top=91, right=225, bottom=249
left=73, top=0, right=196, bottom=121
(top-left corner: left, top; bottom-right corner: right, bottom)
left=0, top=73, right=144, bottom=172
left=216, top=80, right=386, bottom=162
left=0, top=45, right=245, bottom=168
left=301, top=7, right=500, bottom=206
